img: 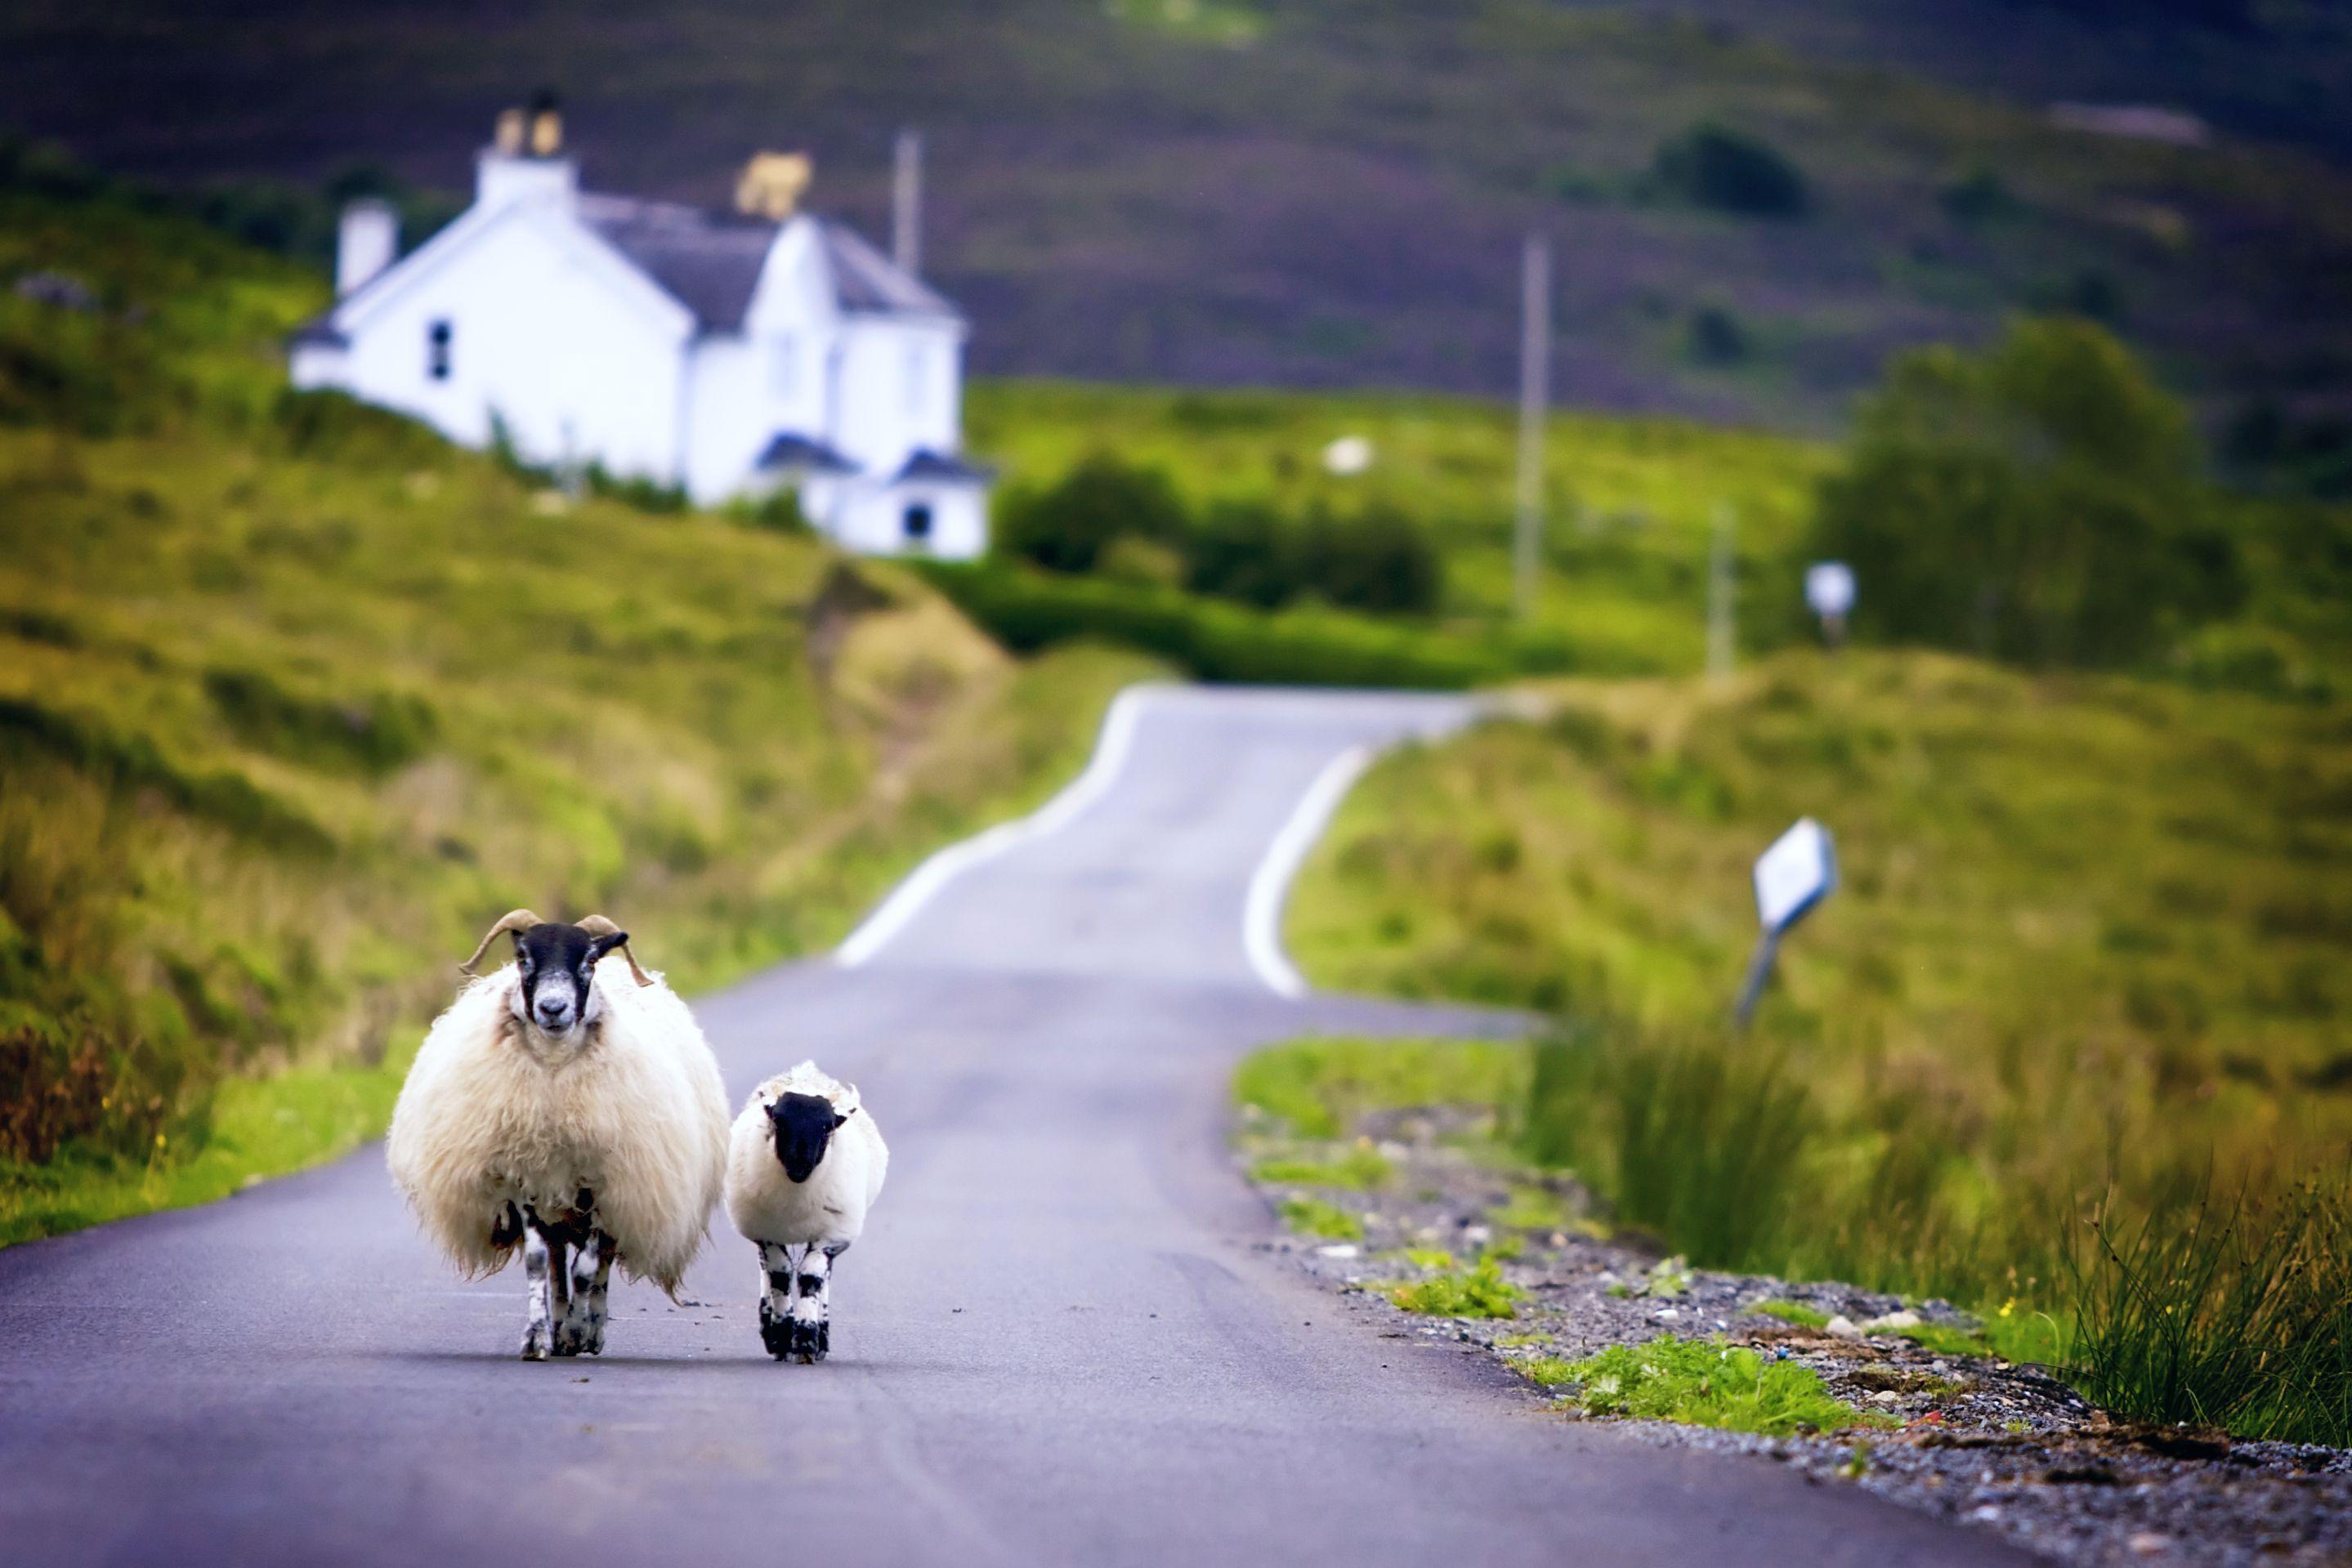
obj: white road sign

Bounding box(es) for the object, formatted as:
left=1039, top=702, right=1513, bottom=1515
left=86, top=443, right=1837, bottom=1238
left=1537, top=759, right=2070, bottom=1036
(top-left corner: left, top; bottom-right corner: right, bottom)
left=1754, top=817, right=1837, bottom=933
left=1804, top=561, right=1856, bottom=620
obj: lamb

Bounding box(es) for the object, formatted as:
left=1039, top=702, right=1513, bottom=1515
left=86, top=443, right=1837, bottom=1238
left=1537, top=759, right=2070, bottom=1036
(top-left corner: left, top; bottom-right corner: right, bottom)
left=724, top=1062, right=888, bottom=1363
left=387, top=909, right=731, bottom=1360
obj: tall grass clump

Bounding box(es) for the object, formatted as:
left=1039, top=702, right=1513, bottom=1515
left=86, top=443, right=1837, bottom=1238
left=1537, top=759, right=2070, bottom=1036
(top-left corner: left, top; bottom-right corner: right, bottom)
left=2062, top=1177, right=2352, bottom=1446
left=1524, top=1020, right=1813, bottom=1266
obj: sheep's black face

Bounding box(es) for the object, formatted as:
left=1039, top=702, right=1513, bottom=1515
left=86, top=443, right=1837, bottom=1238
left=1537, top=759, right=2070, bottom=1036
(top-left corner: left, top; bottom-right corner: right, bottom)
left=767, top=1092, right=848, bottom=1183
left=511, top=922, right=626, bottom=1037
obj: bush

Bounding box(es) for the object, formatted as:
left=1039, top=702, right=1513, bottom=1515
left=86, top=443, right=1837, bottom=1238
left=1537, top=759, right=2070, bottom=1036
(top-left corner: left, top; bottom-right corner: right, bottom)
left=996, top=451, right=1187, bottom=574
left=1298, top=503, right=1444, bottom=615
left=913, top=561, right=1506, bottom=687
left=1185, top=498, right=1299, bottom=608
left=1810, top=318, right=2243, bottom=668
left=1654, top=124, right=1810, bottom=218
left=1686, top=305, right=1748, bottom=366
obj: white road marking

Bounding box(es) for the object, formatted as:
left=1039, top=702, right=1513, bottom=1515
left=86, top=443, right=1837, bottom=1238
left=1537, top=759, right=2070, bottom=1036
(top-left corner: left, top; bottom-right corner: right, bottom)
left=1243, top=743, right=1375, bottom=999
left=834, top=684, right=1162, bottom=967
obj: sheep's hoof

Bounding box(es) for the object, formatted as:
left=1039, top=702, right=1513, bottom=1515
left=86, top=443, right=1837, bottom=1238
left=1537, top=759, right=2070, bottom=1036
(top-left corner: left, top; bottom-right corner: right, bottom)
left=521, top=1325, right=552, bottom=1361
left=793, top=1319, right=829, bottom=1365
left=761, top=1314, right=794, bottom=1360
left=555, top=1314, right=603, bottom=1357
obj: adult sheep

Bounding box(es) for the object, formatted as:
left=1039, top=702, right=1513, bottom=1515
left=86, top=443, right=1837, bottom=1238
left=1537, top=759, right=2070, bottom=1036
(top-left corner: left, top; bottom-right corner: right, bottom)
left=387, top=909, right=730, bottom=1359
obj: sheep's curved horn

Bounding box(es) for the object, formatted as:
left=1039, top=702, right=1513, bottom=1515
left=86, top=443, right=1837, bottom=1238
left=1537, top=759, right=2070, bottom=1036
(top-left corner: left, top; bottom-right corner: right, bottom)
left=458, top=909, right=542, bottom=975
left=577, top=914, right=654, bottom=988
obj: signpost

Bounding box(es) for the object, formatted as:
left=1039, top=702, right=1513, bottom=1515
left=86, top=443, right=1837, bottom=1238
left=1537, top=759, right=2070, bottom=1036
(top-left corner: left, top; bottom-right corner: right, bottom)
left=1804, top=560, right=1855, bottom=647
left=1734, top=816, right=1837, bottom=1030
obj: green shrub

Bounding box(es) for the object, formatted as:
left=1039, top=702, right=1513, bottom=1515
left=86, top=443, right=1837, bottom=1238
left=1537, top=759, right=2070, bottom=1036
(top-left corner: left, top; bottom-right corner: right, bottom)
left=1185, top=498, right=1299, bottom=608
left=912, top=561, right=1505, bottom=687
left=1281, top=1195, right=1364, bottom=1240
left=996, top=451, right=1187, bottom=574
left=1297, top=502, right=1443, bottom=615
left=1812, top=318, right=2244, bottom=668
left=1654, top=124, right=1809, bottom=218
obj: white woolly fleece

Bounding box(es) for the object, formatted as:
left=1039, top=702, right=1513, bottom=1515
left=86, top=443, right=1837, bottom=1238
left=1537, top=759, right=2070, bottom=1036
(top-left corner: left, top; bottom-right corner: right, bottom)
left=724, top=1061, right=889, bottom=1250
left=386, top=956, right=730, bottom=1293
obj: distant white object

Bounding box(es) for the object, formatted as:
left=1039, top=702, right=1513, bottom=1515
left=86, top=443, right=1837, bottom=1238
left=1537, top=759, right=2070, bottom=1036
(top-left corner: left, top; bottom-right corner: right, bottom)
left=288, top=101, right=988, bottom=558
left=1804, top=561, right=1856, bottom=620
left=1754, top=817, right=1837, bottom=935
left=2048, top=102, right=2209, bottom=148
left=1322, top=435, right=1374, bottom=476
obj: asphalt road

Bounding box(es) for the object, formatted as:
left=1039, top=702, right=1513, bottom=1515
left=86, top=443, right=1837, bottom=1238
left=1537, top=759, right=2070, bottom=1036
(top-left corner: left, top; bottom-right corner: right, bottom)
left=0, top=686, right=2019, bottom=1566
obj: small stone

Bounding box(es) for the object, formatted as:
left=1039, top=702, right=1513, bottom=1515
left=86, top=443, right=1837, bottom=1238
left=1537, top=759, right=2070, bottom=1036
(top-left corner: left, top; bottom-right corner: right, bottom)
left=1869, top=1390, right=1899, bottom=1404
left=1966, top=1506, right=2001, bottom=1524
left=1317, top=1244, right=1360, bottom=1260
left=1824, top=1315, right=1865, bottom=1341
left=1461, top=1224, right=1492, bottom=1246
left=2127, top=1534, right=2171, bottom=1557
left=1656, top=1307, right=1680, bottom=1321
left=1862, top=1309, right=1923, bottom=1331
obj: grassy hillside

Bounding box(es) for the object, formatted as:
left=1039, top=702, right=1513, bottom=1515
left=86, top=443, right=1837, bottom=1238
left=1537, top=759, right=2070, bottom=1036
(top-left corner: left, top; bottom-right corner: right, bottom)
left=6, top=2, right=2352, bottom=431
left=1284, top=650, right=2352, bottom=1436
left=0, top=184, right=1156, bottom=1244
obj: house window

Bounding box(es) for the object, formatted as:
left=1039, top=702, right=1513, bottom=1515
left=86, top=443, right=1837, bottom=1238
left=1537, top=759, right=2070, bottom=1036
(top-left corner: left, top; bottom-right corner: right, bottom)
left=427, top=319, right=453, bottom=382
left=904, top=342, right=928, bottom=417
left=901, top=503, right=934, bottom=548
left=769, top=333, right=798, bottom=399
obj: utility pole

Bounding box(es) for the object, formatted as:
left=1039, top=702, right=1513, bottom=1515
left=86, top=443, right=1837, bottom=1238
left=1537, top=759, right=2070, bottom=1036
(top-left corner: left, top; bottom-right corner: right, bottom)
left=892, top=128, right=923, bottom=276
left=1513, top=232, right=1550, bottom=622
left=1706, top=501, right=1737, bottom=684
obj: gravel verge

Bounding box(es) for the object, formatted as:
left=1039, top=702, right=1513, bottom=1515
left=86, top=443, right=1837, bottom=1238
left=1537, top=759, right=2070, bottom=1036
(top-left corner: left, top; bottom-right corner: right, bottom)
left=1239, top=1104, right=2352, bottom=1566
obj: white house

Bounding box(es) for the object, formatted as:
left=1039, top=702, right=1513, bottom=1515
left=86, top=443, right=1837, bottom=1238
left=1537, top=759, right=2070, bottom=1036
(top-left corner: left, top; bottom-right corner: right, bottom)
left=289, top=105, right=988, bottom=558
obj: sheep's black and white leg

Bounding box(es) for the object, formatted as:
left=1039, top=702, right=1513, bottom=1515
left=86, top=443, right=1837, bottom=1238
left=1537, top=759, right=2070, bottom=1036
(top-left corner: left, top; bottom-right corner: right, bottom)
left=790, top=1242, right=846, bottom=1363
left=758, top=1243, right=798, bottom=1360
left=520, top=1208, right=561, bottom=1361
left=557, top=1228, right=612, bottom=1356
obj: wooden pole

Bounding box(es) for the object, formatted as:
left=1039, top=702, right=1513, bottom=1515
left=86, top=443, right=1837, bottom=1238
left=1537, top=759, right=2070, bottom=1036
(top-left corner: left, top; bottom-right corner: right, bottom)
left=1706, top=501, right=1737, bottom=684
left=892, top=129, right=923, bottom=276
left=1514, top=233, right=1550, bottom=622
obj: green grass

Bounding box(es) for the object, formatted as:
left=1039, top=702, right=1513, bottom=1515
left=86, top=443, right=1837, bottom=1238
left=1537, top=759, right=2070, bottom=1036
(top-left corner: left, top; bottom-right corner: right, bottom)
left=1755, top=1299, right=1830, bottom=1329
left=1557, top=1336, right=1889, bottom=1436
left=1232, top=1035, right=1524, bottom=1141
left=1280, top=1196, right=1365, bottom=1241
left=1381, top=1260, right=1524, bottom=1319
left=1251, top=1142, right=1394, bottom=1191
left=0, top=181, right=1161, bottom=1243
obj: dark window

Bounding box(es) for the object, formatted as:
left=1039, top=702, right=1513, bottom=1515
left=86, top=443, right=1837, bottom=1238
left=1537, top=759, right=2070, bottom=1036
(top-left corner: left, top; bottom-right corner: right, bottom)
left=427, top=319, right=453, bottom=382
left=901, top=503, right=934, bottom=547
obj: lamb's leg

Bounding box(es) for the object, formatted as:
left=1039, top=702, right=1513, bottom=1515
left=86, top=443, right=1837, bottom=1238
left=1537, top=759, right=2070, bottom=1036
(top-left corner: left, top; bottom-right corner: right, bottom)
left=758, top=1243, right=798, bottom=1360
left=789, top=1243, right=843, bottom=1363
left=557, top=1228, right=612, bottom=1356
left=520, top=1208, right=558, bottom=1361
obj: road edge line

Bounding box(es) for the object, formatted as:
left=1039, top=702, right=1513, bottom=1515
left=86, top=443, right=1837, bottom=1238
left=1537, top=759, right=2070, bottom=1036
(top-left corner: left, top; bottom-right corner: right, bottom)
left=834, top=682, right=1161, bottom=967
left=1243, top=742, right=1375, bottom=998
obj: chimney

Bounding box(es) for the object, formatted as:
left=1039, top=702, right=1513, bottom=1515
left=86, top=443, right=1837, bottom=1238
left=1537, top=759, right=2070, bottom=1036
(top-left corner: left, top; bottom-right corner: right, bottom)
left=735, top=152, right=812, bottom=221
left=527, top=87, right=563, bottom=157
left=892, top=129, right=922, bottom=276
left=336, top=198, right=399, bottom=296
left=476, top=94, right=578, bottom=212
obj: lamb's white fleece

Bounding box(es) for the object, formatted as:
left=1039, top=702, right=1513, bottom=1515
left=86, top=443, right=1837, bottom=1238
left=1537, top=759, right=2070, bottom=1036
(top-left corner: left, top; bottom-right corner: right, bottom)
left=724, top=1061, right=888, bottom=1249
left=387, top=957, right=729, bottom=1291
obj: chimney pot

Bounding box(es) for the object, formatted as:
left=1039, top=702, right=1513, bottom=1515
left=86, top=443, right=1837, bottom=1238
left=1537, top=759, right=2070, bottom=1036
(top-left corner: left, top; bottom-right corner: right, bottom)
left=494, top=109, right=525, bottom=156
left=735, top=152, right=812, bottom=221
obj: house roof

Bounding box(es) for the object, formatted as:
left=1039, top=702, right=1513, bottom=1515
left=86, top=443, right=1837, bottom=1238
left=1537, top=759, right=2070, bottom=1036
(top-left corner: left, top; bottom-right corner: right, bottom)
left=578, top=194, right=959, bottom=333
left=576, top=194, right=777, bottom=333
left=755, top=431, right=861, bottom=474
left=894, top=448, right=993, bottom=484
left=818, top=222, right=959, bottom=320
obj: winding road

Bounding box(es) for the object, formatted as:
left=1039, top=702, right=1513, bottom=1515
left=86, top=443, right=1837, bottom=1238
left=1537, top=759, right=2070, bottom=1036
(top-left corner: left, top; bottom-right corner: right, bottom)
left=0, top=686, right=2017, bottom=1566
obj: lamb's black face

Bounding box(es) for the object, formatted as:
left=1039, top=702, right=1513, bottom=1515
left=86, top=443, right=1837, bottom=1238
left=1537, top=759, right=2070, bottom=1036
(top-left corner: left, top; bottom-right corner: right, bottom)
left=767, top=1092, right=847, bottom=1183
left=512, top=922, right=626, bottom=1035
